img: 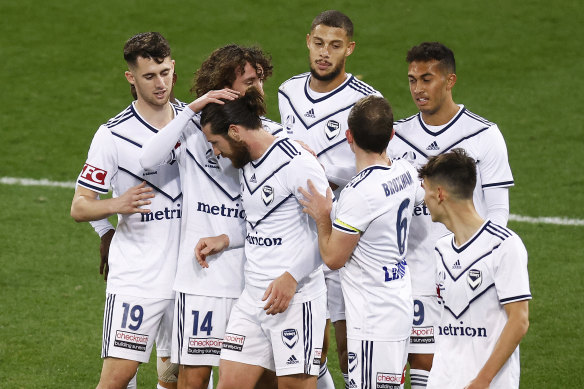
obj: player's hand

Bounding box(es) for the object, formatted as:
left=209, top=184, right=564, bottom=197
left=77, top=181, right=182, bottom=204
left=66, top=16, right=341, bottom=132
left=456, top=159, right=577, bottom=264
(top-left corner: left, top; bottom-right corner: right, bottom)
left=262, top=272, right=298, bottom=315
left=188, top=88, right=240, bottom=113
left=298, top=179, right=333, bottom=223
left=115, top=181, right=154, bottom=214
left=294, top=140, right=317, bottom=158
left=194, top=234, right=229, bottom=268
left=99, top=229, right=115, bottom=281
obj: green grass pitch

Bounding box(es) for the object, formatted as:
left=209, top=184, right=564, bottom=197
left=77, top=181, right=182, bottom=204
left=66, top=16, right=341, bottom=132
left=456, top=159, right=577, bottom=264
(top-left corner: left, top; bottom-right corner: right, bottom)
left=1, top=0, right=582, bottom=387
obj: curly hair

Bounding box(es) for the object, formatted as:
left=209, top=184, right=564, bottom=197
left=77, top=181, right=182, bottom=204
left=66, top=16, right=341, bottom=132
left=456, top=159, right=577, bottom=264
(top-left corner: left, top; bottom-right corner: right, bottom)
left=192, top=44, right=273, bottom=97
left=123, top=32, right=171, bottom=67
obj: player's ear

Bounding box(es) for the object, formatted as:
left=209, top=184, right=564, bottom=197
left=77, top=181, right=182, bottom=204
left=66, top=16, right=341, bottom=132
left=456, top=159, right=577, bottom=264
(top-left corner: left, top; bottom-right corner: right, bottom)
left=125, top=70, right=135, bottom=85
left=306, top=33, right=311, bottom=49
left=346, top=41, right=355, bottom=57
left=228, top=124, right=241, bottom=141
left=345, top=129, right=353, bottom=144
left=390, top=127, right=395, bottom=141
left=446, top=73, right=457, bottom=90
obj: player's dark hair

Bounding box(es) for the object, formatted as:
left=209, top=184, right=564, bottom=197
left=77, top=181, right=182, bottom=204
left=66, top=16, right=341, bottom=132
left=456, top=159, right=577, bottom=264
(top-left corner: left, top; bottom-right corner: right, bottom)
left=311, top=10, right=354, bottom=39
left=418, top=148, right=476, bottom=199
left=200, top=87, right=265, bottom=136
left=124, top=32, right=171, bottom=67
left=192, top=44, right=273, bottom=97
left=347, top=96, right=393, bottom=154
left=406, top=42, right=456, bottom=74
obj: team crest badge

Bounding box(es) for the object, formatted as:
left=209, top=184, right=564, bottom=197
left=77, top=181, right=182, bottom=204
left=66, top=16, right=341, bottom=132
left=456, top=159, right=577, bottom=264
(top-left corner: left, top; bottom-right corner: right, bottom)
left=281, top=329, right=298, bottom=349
left=467, top=269, right=482, bottom=290
left=348, top=352, right=358, bottom=372
left=261, top=185, right=274, bottom=206
left=285, top=115, right=295, bottom=134
left=325, top=120, right=341, bottom=140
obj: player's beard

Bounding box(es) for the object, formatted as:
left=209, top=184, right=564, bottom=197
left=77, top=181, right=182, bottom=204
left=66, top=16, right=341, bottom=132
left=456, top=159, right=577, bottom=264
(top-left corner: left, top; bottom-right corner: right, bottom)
left=309, top=59, right=344, bottom=82
left=225, top=137, right=252, bottom=169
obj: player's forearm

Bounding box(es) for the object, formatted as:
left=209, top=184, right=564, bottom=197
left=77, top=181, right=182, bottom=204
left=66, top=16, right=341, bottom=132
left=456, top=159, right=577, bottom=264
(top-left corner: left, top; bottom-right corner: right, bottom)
left=71, top=195, right=120, bottom=222
left=315, top=218, right=343, bottom=269
left=140, top=106, right=194, bottom=169
left=473, top=302, right=529, bottom=384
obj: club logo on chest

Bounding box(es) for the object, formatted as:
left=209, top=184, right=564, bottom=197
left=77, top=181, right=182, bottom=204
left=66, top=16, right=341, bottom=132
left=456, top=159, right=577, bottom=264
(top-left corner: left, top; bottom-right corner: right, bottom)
left=467, top=269, right=482, bottom=290
left=262, top=185, right=274, bottom=206
left=325, top=120, right=341, bottom=140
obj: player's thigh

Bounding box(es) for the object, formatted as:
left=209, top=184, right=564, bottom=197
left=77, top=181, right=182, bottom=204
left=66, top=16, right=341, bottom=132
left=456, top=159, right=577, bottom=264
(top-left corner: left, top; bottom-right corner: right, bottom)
left=409, top=295, right=441, bottom=355
left=347, top=338, right=408, bottom=389
left=277, top=373, right=317, bottom=389
left=217, top=359, right=265, bottom=389
left=172, top=293, right=236, bottom=367
left=97, top=357, right=139, bottom=389
left=266, top=294, right=326, bottom=377
left=177, top=365, right=212, bottom=389
left=102, top=293, right=172, bottom=363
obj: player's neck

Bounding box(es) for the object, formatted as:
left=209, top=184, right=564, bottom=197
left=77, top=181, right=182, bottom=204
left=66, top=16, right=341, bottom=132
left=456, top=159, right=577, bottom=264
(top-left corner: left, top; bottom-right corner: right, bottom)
left=355, top=148, right=390, bottom=172
left=444, top=204, right=485, bottom=247
left=248, top=129, right=277, bottom=161
left=134, top=99, right=174, bottom=130
left=421, top=100, right=459, bottom=126
left=309, top=72, right=348, bottom=93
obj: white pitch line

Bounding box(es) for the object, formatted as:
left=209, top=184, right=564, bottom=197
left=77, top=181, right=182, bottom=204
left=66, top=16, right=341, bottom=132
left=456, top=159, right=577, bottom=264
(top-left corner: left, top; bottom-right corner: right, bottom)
left=508, top=214, right=584, bottom=226
left=1, top=176, right=76, bottom=189
left=1, top=176, right=583, bottom=226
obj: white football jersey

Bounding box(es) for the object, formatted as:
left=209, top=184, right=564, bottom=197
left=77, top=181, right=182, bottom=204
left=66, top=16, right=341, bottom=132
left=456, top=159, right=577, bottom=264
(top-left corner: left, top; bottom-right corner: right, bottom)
left=142, top=107, right=283, bottom=298
left=387, top=105, right=514, bottom=296
left=239, top=137, right=327, bottom=305
left=278, top=73, right=382, bottom=192
left=333, top=159, right=424, bottom=341
left=76, top=102, right=183, bottom=299
left=428, top=220, right=531, bottom=389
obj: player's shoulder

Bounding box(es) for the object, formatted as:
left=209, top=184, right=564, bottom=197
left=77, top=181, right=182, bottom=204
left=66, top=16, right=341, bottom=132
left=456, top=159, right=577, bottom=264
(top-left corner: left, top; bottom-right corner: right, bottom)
left=393, top=112, right=419, bottom=131
left=460, top=106, right=495, bottom=127
left=484, top=221, right=524, bottom=249
left=279, top=72, right=310, bottom=92
left=346, top=75, right=380, bottom=97
left=261, top=116, right=284, bottom=136
left=104, top=104, right=134, bottom=129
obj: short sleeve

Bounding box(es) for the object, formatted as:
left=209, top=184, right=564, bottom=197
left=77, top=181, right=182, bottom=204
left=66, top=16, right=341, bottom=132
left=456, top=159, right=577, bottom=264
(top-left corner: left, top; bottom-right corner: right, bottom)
left=333, top=186, right=370, bottom=234
left=477, top=124, right=514, bottom=189
left=76, top=126, right=117, bottom=194
left=493, top=234, right=532, bottom=304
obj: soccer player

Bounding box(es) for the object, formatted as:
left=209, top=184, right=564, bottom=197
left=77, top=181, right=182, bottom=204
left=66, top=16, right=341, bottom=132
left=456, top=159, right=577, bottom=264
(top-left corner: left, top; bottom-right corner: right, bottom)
left=195, top=88, right=328, bottom=389
left=386, top=41, right=514, bottom=388
left=278, top=11, right=382, bottom=387
left=71, top=32, right=182, bottom=389
left=299, top=95, right=423, bottom=389
left=140, top=44, right=280, bottom=389
left=418, top=149, right=530, bottom=388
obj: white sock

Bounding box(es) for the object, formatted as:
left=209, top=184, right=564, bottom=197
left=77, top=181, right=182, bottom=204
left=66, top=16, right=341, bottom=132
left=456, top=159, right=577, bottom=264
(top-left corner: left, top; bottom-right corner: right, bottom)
left=126, top=372, right=137, bottom=389
left=207, top=372, right=214, bottom=389
left=317, top=358, right=335, bottom=389
left=410, top=369, right=429, bottom=388
left=343, top=372, right=350, bottom=389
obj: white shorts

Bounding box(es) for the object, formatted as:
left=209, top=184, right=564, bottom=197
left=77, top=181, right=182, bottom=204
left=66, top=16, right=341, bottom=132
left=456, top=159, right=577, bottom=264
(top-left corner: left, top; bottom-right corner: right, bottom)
left=220, top=289, right=326, bottom=376
left=101, top=293, right=174, bottom=363
left=408, top=295, right=442, bottom=354
left=324, top=265, right=345, bottom=323
left=347, top=338, right=408, bottom=389
left=171, top=293, right=237, bottom=366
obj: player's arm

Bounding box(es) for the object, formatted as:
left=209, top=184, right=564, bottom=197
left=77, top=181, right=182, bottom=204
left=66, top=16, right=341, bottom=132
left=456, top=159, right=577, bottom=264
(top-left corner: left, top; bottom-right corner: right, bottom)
left=70, top=182, right=154, bottom=222
left=464, top=300, right=529, bottom=389
left=140, top=88, right=239, bottom=169
left=299, top=179, right=359, bottom=270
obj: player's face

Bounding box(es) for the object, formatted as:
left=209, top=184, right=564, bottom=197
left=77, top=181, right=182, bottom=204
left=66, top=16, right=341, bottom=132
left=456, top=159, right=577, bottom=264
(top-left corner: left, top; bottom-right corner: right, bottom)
left=408, top=60, right=454, bottom=116
left=202, top=124, right=252, bottom=169
left=421, top=178, right=441, bottom=222
left=307, top=24, right=355, bottom=82
left=126, top=56, right=175, bottom=107
left=230, top=62, right=265, bottom=96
